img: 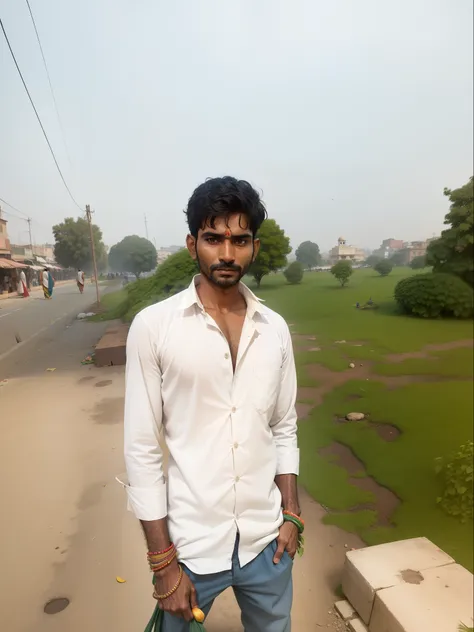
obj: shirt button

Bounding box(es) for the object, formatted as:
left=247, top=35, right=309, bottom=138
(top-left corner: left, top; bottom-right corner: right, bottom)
left=231, top=407, right=236, bottom=413
left=233, top=442, right=239, bottom=449
left=235, top=476, right=240, bottom=483
left=224, top=352, right=230, bottom=360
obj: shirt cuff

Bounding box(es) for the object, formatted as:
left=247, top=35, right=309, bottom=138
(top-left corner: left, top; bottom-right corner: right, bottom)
left=116, top=475, right=168, bottom=521
left=275, top=448, right=300, bottom=476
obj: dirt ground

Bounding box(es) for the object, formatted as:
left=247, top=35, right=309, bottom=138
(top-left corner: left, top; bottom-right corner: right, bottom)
left=0, top=319, right=361, bottom=631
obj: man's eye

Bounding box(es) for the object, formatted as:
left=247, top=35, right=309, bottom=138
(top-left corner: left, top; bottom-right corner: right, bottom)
left=235, top=238, right=249, bottom=246
left=206, top=237, right=219, bottom=244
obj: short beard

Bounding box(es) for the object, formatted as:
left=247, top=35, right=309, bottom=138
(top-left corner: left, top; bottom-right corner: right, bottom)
left=196, top=250, right=252, bottom=289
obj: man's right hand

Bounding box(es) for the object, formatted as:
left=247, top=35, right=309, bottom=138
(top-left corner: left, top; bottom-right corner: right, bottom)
left=154, top=563, right=198, bottom=622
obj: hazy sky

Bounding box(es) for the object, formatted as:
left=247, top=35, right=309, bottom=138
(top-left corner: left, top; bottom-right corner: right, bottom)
left=1, top=0, right=473, bottom=253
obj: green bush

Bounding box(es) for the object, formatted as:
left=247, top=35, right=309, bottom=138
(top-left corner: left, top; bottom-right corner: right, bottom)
left=435, top=441, right=473, bottom=522
left=284, top=261, right=304, bottom=284
left=410, top=255, right=427, bottom=270
left=374, top=259, right=393, bottom=276
left=112, top=249, right=197, bottom=321
left=394, top=273, right=473, bottom=319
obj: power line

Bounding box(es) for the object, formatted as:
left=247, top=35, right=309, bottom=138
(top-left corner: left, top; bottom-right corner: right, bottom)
left=0, top=196, right=29, bottom=218
left=0, top=207, right=27, bottom=222
left=25, top=0, right=72, bottom=167
left=0, top=18, right=82, bottom=211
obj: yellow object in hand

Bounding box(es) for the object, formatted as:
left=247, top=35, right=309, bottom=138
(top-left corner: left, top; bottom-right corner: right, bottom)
left=192, top=608, right=205, bottom=623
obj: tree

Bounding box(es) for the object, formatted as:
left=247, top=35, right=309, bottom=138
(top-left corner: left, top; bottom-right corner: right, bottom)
left=365, top=254, right=382, bottom=267
left=331, top=260, right=353, bottom=287
left=389, top=251, right=405, bottom=266
left=108, top=235, right=157, bottom=278
left=251, top=219, right=291, bottom=287
left=295, top=240, right=321, bottom=269
left=53, top=217, right=107, bottom=272
left=284, top=261, right=304, bottom=284
left=426, top=176, right=473, bottom=286
left=410, top=255, right=427, bottom=270
left=374, top=259, right=393, bottom=276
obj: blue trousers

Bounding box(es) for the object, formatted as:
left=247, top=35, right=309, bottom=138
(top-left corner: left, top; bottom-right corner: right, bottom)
left=162, top=538, right=293, bottom=631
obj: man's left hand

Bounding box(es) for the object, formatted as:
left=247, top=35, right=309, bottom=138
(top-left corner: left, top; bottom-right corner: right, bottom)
left=273, top=520, right=299, bottom=564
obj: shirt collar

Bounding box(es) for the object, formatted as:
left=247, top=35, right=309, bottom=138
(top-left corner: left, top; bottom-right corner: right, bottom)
left=180, top=274, right=265, bottom=318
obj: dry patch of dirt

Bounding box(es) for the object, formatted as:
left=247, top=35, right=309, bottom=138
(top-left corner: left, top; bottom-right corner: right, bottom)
left=370, top=422, right=401, bottom=442
left=320, top=442, right=400, bottom=527
left=333, top=415, right=401, bottom=442
left=297, top=387, right=321, bottom=402
left=386, top=338, right=473, bottom=362
left=296, top=402, right=313, bottom=421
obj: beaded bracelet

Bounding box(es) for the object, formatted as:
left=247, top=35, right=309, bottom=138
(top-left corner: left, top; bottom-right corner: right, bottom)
left=148, top=543, right=174, bottom=556
left=149, top=551, right=177, bottom=573
left=153, top=565, right=184, bottom=601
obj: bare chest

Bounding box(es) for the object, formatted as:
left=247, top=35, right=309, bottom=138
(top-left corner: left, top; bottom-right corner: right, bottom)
left=208, top=310, right=246, bottom=369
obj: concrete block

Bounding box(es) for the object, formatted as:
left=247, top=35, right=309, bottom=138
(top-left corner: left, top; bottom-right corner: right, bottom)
left=335, top=599, right=356, bottom=620
left=95, top=323, right=129, bottom=367
left=369, top=563, right=473, bottom=632
left=349, top=619, right=368, bottom=632
left=342, top=537, right=454, bottom=624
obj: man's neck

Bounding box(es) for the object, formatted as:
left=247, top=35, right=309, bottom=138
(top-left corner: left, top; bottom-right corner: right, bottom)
left=196, top=274, right=245, bottom=312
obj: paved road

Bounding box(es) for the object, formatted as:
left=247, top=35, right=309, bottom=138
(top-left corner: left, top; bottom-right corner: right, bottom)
left=0, top=282, right=101, bottom=360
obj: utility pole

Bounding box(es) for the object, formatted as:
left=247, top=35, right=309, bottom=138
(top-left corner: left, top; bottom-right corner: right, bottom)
left=144, top=214, right=149, bottom=240
left=27, top=218, right=33, bottom=252
left=85, top=205, right=100, bottom=305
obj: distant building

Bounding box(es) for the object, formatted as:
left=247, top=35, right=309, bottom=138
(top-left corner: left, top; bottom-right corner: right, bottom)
left=329, top=237, right=365, bottom=264
left=157, top=245, right=184, bottom=264
left=10, top=244, right=34, bottom=263
left=33, top=244, right=55, bottom=261
left=0, top=215, right=11, bottom=258
left=373, top=238, right=404, bottom=259
left=398, top=241, right=428, bottom=265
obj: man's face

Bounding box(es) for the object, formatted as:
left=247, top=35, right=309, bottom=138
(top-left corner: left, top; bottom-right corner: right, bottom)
left=187, top=213, right=260, bottom=288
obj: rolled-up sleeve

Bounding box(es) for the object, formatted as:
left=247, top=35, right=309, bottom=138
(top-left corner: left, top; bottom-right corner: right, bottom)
left=270, top=323, right=300, bottom=475
left=122, top=312, right=167, bottom=520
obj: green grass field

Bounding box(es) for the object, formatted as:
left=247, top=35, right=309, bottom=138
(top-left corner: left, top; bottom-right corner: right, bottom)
left=100, top=266, right=473, bottom=569
left=252, top=267, right=473, bottom=570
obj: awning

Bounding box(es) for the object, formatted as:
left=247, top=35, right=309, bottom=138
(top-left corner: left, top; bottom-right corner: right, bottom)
left=0, top=259, right=28, bottom=269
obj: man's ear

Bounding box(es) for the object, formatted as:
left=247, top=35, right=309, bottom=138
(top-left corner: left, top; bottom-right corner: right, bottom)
left=186, top=234, right=197, bottom=260
left=252, top=238, right=260, bottom=262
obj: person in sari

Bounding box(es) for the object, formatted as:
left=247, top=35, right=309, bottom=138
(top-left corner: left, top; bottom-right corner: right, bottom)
left=42, top=268, right=54, bottom=299
left=77, top=268, right=85, bottom=293
left=19, top=270, right=29, bottom=298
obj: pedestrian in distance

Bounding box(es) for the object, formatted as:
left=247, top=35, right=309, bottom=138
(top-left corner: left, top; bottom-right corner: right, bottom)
left=19, top=269, right=29, bottom=298
left=120, top=176, right=302, bottom=631
left=77, top=268, right=85, bottom=294
left=42, top=267, right=54, bottom=299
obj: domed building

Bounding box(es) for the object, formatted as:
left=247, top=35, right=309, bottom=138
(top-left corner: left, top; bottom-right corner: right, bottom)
left=329, top=236, right=365, bottom=264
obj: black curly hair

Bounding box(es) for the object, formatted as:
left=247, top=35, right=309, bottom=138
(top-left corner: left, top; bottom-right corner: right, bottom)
left=185, top=176, right=267, bottom=238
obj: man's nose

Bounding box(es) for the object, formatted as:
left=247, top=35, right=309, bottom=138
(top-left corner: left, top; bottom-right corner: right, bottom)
left=219, top=239, right=235, bottom=263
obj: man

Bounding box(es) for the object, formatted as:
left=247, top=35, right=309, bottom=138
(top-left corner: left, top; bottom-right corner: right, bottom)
left=122, top=176, right=300, bottom=631
left=77, top=268, right=85, bottom=293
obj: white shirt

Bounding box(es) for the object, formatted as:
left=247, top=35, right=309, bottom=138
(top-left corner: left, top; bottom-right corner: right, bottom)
left=77, top=271, right=84, bottom=283
left=121, top=276, right=299, bottom=574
